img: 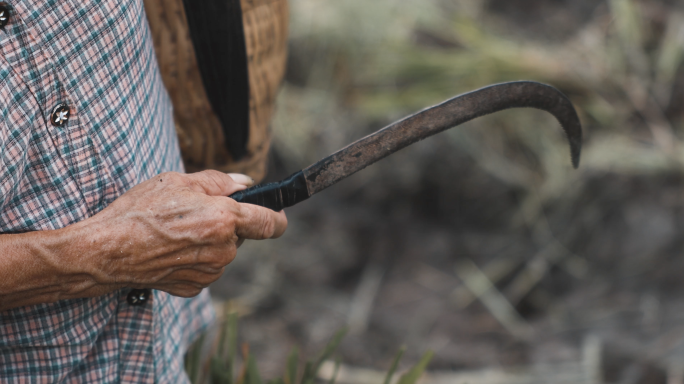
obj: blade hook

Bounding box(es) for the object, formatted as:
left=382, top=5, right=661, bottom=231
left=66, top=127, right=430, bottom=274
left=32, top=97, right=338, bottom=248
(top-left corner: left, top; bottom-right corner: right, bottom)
left=231, top=81, right=583, bottom=211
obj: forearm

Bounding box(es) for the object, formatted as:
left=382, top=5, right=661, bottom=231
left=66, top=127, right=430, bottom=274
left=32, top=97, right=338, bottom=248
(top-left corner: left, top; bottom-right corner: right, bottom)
left=0, top=221, right=117, bottom=311
left=0, top=170, right=287, bottom=311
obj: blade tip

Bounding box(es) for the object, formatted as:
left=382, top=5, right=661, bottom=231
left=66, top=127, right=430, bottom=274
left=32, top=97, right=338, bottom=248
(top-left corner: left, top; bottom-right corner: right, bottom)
left=570, top=141, right=582, bottom=169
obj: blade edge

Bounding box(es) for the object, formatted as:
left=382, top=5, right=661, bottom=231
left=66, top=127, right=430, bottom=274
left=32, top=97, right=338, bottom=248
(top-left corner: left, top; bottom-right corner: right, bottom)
left=302, top=81, right=582, bottom=196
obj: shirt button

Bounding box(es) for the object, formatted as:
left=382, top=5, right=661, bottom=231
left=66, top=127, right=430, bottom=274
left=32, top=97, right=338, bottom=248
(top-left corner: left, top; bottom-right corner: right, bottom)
left=50, top=103, right=70, bottom=127
left=0, top=4, right=9, bottom=29
left=127, top=289, right=151, bottom=306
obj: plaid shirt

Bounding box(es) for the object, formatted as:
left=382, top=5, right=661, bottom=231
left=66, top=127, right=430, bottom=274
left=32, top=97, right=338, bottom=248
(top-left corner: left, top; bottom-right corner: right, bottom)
left=0, top=0, right=215, bottom=382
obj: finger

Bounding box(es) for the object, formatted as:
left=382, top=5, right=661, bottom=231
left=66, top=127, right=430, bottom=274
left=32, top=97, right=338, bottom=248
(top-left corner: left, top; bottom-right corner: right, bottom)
left=145, top=262, right=226, bottom=276
left=185, top=170, right=250, bottom=196
left=144, top=244, right=236, bottom=272
left=233, top=203, right=288, bottom=240
left=227, top=173, right=255, bottom=187
left=157, top=284, right=205, bottom=298
left=164, top=268, right=224, bottom=286
left=148, top=271, right=223, bottom=295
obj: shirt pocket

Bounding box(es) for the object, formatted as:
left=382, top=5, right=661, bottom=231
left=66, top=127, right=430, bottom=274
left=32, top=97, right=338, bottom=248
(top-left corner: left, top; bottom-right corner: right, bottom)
left=0, top=294, right=117, bottom=347
left=0, top=68, right=33, bottom=210
left=0, top=63, right=90, bottom=232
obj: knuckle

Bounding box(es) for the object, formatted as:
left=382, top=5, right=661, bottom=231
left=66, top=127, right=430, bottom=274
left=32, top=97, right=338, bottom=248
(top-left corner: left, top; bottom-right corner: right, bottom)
left=220, top=216, right=238, bottom=240
left=163, top=171, right=183, bottom=183
left=202, top=169, right=223, bottom=179
left=217, top=220, right=237, bottom=243
left=163, top=172, right=191, bottom=189
left=202, top=203, right=235, bottom=239
left=207, top=246, right=236, bottom=269
left=221, top=246, right=237, bottom=265
left=203, top=169, right=230, bottom=185
left=200, top=245, right=234, bottom=268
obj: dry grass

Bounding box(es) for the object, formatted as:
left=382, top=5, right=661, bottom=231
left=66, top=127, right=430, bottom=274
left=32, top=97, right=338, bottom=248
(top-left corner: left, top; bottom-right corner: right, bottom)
left=208, top=1, right=684, bottom=383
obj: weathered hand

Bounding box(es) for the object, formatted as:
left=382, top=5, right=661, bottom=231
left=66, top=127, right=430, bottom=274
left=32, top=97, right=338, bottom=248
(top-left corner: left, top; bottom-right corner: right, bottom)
left=76, top=170, right=287, bottom=298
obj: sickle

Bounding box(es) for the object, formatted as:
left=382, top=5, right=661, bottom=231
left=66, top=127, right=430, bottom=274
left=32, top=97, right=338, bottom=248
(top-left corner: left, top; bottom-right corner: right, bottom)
left=230, top=81, right=582, bottom=211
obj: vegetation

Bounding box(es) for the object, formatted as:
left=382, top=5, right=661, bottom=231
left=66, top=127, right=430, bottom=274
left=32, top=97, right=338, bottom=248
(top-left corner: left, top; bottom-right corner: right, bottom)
left=276, top=0, right=684, bottom=203
left=184, top=312, right=433, bottom=384
left=212, top=1, right=684, bottom=382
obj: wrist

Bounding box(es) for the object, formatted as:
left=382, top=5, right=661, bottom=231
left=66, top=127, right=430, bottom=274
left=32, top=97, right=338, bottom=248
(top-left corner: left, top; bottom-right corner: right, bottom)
left=60, top=214, right=120, bottom=284
left=0, top=219, right=118, bottom=310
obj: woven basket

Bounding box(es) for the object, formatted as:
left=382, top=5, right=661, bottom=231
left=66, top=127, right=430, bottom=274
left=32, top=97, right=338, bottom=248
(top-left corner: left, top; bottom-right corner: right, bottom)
left=144, top=0, right=289, bottom=182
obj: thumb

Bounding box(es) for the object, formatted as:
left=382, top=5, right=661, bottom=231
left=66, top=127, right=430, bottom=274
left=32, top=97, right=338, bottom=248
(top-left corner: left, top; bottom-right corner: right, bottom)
left=233, top=203, right=288, bottom=240
left=185, top=170, right=254, bottom=196
left=227, top=173, right=255, bottom=187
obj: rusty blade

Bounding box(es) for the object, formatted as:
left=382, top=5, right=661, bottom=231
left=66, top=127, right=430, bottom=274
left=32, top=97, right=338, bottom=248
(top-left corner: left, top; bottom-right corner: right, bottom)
left=230, top=81, right=582, bottom=211
left=302, top=81, right=582, bottom=195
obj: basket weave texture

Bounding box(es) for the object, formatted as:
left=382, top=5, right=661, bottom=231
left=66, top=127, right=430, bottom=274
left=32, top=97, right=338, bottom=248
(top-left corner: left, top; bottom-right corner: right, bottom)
left=144, top=0, right=289, bottom=182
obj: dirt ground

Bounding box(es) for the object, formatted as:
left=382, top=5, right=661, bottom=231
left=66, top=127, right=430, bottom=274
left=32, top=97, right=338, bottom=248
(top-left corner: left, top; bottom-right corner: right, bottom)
left=210, top=1, right=684, bottom=383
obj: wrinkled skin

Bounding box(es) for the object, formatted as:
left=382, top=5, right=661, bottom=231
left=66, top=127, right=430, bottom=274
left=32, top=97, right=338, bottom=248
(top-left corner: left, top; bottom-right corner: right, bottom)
left=0, top=171, right=288, bottom=310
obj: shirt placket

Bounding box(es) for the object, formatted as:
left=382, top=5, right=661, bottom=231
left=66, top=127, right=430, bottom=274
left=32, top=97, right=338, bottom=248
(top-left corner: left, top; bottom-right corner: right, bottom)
left=7, top=1, right=114, bottom=216
left=118, top=289, right=155, bottom=383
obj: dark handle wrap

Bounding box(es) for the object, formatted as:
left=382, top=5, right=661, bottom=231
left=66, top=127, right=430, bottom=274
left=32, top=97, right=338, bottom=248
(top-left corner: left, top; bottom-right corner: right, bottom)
left=229, top=171, right=310, bottom=211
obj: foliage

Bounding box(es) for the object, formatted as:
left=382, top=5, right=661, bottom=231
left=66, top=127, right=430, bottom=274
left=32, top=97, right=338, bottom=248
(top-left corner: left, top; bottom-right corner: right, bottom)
left=274, top=0, right=684, bottom=216
left=184, top=312, right=433, bottom=384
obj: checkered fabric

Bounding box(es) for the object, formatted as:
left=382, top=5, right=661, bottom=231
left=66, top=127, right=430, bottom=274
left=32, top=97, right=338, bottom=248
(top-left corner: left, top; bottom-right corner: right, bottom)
left=0, top=0, right=215, bottom=382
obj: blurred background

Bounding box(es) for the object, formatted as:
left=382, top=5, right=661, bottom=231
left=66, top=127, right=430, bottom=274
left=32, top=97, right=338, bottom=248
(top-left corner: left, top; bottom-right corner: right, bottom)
left=210, top=0, right=684, bottom=382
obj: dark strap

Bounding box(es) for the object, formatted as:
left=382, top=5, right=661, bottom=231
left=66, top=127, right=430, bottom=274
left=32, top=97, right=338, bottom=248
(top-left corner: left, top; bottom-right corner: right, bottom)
left=181, top=0, right=250, bottom=161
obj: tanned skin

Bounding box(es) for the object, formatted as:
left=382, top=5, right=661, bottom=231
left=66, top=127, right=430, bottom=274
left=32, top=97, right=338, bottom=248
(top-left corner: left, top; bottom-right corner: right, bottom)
left=0, top=170, right=288, bottom=311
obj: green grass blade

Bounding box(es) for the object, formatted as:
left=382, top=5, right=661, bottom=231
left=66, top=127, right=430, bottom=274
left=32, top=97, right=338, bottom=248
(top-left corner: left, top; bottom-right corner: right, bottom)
left=327, top=357, right=341, bottom=384
left=299, top=361, right=314, bottom=384
left=227, top=312, right=239, bottom=375
left=245, top=355, right=263, bottom=384
left=301, top=328, right=347, bottom=384
left=383, top=347, right=406, bottom=384
left=211, top=356, right=233, bottom=384
left=217, top=315, right=229, bottom=361
left=211, top=311, right=239, bottom=384
left=285, top=347, right=299, bottom=384
left=313, top=329, right=347, bottom=372
left=609, top=0, right=643, bottom=48
left=185, top=333, right=206, bottom=384
left=396, top=351, right=434, bottom=384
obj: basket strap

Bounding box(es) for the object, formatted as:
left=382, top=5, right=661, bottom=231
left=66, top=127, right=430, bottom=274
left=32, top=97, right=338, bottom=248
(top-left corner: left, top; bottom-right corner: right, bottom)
left=181, top=0, right=250, bottom=160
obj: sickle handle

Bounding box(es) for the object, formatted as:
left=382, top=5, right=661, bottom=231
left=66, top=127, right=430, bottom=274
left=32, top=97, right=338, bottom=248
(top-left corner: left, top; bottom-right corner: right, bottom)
left=230, top=171, right=309, bottom=211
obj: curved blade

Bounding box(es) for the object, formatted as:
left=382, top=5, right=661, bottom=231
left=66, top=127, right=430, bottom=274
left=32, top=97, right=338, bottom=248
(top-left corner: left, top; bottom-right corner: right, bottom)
left=304, top=81, right=582, bottom=195
left=230, top=81, right=582, bottom=211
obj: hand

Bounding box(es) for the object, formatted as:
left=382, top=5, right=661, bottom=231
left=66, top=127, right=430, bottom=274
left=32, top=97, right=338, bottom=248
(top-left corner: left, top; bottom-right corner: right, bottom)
left=73, top=170, right=287, bottom=298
